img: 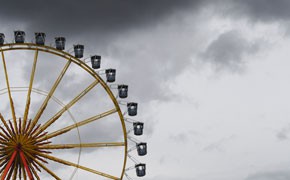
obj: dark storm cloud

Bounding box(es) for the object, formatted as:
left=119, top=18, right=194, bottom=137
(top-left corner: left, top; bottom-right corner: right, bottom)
left=245, top=170, right=290, bottom=180
left=221, top=0, right=290, bottom=23
left=0, top=0, right=207, bottom=102
left=0, top=0, right=202, bottom=43
left=202, top=30, right=260, bottom=72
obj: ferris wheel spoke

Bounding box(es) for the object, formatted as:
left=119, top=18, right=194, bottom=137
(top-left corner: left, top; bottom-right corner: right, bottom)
left=30, top=159, right=42, bottom=173
left=33, top=158, right=61, bottom=180
left=21, top=164, right=27, bottom=180
left=12, top=162, right=17, bottom=180
left=6, top=162, right=14, bottom=180
left=0, top=158, right=9, bottom=172
left=39, top=142, right=125, bottom=149
left=28, top=60, right=71, bottom=134
left=38, top=108, right=117, bottom=141
left=23, top=150, right=48, bottom=165
left=33, top=152, right=120, bottom=180
left=22, top=50, right=39, bottom=133
left=0, top=114, right=13, bottom=138
left=18, top=162, right=21, bottom=180
left=30, top=166, right=39, bottom=180
left=0, top=130, right=10, bottom=142
left=1, top=51, right=17, bottom=133
left=32, top=80, right=99, bottom=137
left=0, top=127, right=12, bottom=142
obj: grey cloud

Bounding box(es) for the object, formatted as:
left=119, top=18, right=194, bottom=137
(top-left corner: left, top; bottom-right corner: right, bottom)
left=0, top=0, right=207, bottom=104
left=0, top=0, right=203, bottom=45
left=245, top=170, right=290, bottom=180
left=223, top=0, right=290, bottom=23
left=169, top=133, right=189, bottom=143
left=276, top=124, right=290, bottom=140
left=169, top=130, right=198, bottom=143
left=201, top=30, right=260, bottom=72
left=202, top=135, right=235, bottom=152
left=104, top=16, right=202, bottom=102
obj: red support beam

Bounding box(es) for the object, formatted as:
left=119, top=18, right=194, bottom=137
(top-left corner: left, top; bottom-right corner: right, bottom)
left=1, top=150, right=17, bottom=180
left=19, top=150, right=34, bottom=180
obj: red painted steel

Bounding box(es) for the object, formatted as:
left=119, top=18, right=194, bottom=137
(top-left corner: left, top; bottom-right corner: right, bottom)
left=20, top=150, right=34, bottom=180
left=1, top=150, right=17, bottom=180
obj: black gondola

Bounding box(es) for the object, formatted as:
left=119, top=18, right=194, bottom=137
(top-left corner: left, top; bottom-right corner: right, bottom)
left=91, top=55, right=101, bottom=69
left=35, top=32, right=46, bottom=45
left=118, top=85, right=128, bottom=98
left=74, top=44, right=84, bottom=58
left=137, top=143, right=147, bottom=156
left=127, top=102, right=138, bottom=116
left=105, top=69, right=116, bottom=82
left=14, top=31, right=25, bottom=43
left=0, top=33, right=5, bottom=45
left=133, top=122, right=144, bottom=136
left=135, top=164, right=146, bottom=177
left=55, top=37, right=66, bottom=50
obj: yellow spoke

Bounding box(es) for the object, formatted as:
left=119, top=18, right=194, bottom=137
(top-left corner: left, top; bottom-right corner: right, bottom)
left=38, top=108, right=117, bottom=141
left=28, top=60, right=71, bottom=133
left=22, top=50, right=38, bottom=132
left=21, top=163, right=27, bottom=180
left=0, top=130, right=10, bottom=141
left=12, top=162, right=17, bottom=180
left=6, top=162, right=14, bottom=180
left=30, top=165, right=40, bottom=180
left=0, top=159, right=9, bottom=175
left=1, top=51, right=17, bottom=132
left=39, top=142, right=125, bottom=149
left=33, top=80, right=99, bottom=137
left=0, top=114, right=14, bottom=139
left=18, top=163, right=21, bottom=180
left=30, top=161, right=41, bottom=173
left=32, top=150, right=120, bottom=180
left=33, top=158, right=61, bottom=180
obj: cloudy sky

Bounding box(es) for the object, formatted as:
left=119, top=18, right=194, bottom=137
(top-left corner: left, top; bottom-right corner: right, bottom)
left=1, top=0, right=290, bottom=179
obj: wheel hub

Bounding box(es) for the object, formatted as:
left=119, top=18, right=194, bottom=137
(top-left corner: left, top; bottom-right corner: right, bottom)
left=0, top=117, right=50, bottom=179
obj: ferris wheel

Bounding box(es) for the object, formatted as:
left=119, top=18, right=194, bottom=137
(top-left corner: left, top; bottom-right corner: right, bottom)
left=0, top=31, right=147, bottom=179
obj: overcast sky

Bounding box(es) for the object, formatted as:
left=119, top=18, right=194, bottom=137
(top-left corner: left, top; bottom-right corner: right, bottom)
left=1, top=0, right=290, bottom=179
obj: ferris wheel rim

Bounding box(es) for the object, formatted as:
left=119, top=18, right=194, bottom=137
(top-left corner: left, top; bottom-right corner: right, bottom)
left=0, top=43, right=128, bottom=179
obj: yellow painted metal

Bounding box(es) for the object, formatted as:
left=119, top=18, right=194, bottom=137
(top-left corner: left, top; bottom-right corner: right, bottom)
left=0, top=43, right=128, bottom=179
left=0, top=128, right=10, bottom=141
left=22, top=165, right=27, bottom=180
left=6, top=161, right=15, bottom=179
left=0, top=114, right=14, bottom=139
left=31, top=150, right=119, bottom=180
left=1, top=51, right=17, bottom=133
left=0, top=87, right=83, bottom=175
left=0, top=87, right=80, bottom=142
left=39, top=142, right=125, bottom=149
left=22, top=50, right=38, bottom=133
left=33, top=80, right=99, bottom=137
left=30, top=165, right=40, bottom=180
left=32, top=158, right=60, bottom=180
left=12, top=163, right=17, bottom=180
left=38, top=108, right=117, bottom=141
left=28, top=60, right=71, bottom=134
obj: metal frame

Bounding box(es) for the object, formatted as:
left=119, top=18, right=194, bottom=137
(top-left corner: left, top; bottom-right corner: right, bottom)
left=0, top=43, right=128, bottom=179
